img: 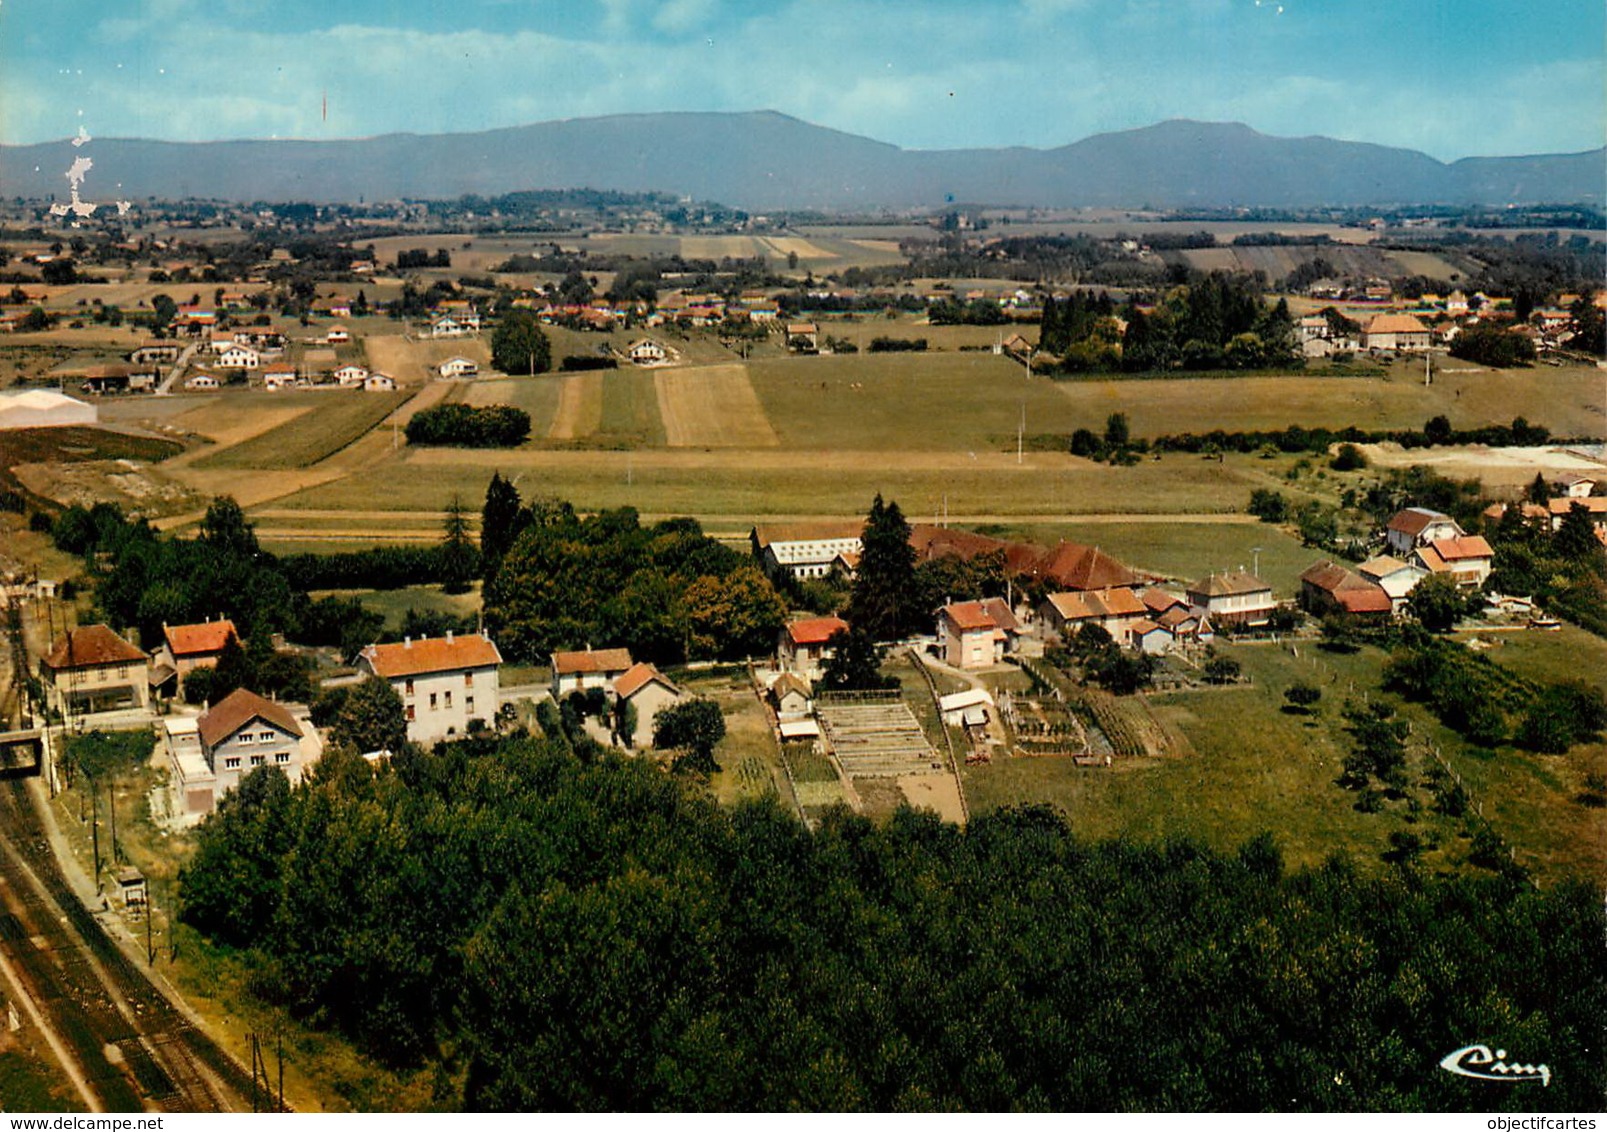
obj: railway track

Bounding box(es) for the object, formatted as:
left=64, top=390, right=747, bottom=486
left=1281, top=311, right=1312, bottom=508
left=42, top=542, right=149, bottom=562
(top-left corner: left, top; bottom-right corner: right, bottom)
left=0, top=778, right=270, bottom=1112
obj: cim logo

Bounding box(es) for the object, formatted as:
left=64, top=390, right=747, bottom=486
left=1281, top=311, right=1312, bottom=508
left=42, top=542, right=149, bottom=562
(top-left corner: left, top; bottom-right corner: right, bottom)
left=1439, top=1045, right=1551, bottom=1088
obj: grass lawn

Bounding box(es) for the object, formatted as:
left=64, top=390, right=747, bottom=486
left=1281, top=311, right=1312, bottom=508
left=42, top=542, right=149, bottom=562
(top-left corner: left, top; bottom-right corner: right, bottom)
left=309, top=583, right=482, bottom=631
left=597, top=367, right=667, bottom=446
left=963, top=638, right=1604, bottom=883
left=191, top=391, right=408, bottom=469
left=265, top=446, right=1265, bottom=523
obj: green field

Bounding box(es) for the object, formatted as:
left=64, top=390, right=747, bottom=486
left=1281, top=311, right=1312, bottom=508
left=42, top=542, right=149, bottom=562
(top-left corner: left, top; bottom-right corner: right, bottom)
left=964, top=638, right=1605, bottom=882
left=310, top=583, right=483, bottom=631
left=191, top=391, right=409, bottom=469
left=597, top=367, right=667, bottom=444
left=461, top=376, right=562, bottom=435
left=262, top=447, right=1269, bottom=521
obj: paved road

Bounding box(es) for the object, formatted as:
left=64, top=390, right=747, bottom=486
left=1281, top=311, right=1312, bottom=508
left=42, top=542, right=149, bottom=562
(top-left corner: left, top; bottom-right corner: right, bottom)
left=153, top=341, right=202, bottom=395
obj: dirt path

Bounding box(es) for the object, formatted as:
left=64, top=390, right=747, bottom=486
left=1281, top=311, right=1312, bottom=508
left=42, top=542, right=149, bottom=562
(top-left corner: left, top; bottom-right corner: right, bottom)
left=654, top=364, right=779, bottom=447
left=548, top=373, right=604, bottom=439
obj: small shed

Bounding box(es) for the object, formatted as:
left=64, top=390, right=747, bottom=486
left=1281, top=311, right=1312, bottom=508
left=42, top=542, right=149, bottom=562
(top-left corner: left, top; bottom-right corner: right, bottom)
left=939, top=688, right=995, bottom=728
left=116, top=866, right=148, bottom=910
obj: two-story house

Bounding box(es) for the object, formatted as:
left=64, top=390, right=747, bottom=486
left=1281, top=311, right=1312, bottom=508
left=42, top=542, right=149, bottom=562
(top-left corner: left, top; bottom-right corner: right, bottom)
left=778, top=616, right=849, bottom=679
left=357, top=632, right=502, bottom=745
left=151, top=618, right=238, bottom=694
left=936, top=598, right=1020, bottom=669
left=167, top=688, right=317, bottom=818
left=40, top=624, right=149, bottom=716
left=550, top=647, right=635, bottom=700
left=1184, top=571, right=1277, bottom=627
left=1385, top=508, right=1465, bottom=558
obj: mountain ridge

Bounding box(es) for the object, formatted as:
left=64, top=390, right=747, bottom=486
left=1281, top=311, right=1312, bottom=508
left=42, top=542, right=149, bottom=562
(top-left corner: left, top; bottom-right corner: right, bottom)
left=1, top=112, right=1599, bottom=210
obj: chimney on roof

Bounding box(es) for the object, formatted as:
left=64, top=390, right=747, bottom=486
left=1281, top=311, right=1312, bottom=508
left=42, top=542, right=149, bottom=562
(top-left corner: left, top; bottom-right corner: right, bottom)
left=404, top=636, right=412, bottom=648
left=446, top=630, right=454, bottom=644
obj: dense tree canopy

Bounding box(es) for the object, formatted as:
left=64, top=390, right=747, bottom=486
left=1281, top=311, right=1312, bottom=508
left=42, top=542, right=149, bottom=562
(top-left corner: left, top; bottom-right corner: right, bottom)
left=178, top=736, right=1607, bottom=1111
left=490, top=308, right=552, bottom=375
left=482, top=493, right=783, bottom=665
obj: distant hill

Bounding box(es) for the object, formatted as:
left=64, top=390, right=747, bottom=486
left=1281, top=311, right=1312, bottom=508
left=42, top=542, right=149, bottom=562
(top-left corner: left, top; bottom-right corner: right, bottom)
left=1, top=112, right=1600, bottom=211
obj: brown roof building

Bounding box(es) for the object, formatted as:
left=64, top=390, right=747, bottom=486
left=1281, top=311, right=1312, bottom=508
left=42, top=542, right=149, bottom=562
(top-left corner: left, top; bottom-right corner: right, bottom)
left=1299, top=561, right=1393, bottom=617
left=40, top=624, right=150, bottom=715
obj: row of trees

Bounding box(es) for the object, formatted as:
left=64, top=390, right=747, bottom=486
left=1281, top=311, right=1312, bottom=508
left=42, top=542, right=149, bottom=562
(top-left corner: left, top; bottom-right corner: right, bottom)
left=404, top=404, right=531, bottom=448
left=177, top=738, right=1607, bottom=1109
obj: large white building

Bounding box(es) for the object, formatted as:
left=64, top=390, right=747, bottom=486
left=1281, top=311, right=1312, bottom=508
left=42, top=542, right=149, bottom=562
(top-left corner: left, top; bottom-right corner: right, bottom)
left=0, top=389, right=97, bottom=430
left=751, top=522, right=863, bottom=580
left=357, top=632, right=502, bottom=745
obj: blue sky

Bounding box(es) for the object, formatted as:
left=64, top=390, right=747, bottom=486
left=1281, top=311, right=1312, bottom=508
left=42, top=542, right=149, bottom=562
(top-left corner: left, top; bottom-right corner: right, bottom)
left=1, top=0, right=1602, bottom=160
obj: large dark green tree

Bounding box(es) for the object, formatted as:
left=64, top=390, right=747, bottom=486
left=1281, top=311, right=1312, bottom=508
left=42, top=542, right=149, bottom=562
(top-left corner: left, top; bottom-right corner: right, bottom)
left=491, top=308, right=552, bottom=376
left=847, top=494, right=919, bottom=640
left=439, top=494, right=478, bottom=595
left=480, top=472, right=523, bottom=584
left=330, top=675, right=408, bottom=754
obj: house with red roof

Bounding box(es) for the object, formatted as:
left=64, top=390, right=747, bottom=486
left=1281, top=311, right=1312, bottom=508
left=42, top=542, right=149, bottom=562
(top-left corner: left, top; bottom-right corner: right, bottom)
left=549, top=646, right=634, bottom=699
left=358, top=632, right=502, bottom=744
left=612, top=662, right=684, bottom=748
left=152, top=618, right=238, bottom=689
left=1412, top=535, right=1495, bottom=589
left=778, top=616, right=849, bottom=678
left=1384, top=508, right=1465, bottom=557
left=936, top=597, right=1020, bottom=670
left=166, top=688, right=317, bottom=817
left=1299, top=562, right=1392, bottom=620
left=40, top=624, right=150, bottom=716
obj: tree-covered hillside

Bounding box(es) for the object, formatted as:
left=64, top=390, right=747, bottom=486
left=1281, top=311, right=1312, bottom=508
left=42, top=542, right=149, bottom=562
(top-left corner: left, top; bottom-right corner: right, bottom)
left=180, top=739, right=1606, bottom=1111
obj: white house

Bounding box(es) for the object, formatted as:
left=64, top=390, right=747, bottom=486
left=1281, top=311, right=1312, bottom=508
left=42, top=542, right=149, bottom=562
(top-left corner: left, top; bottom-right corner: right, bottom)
left=363, top=373, right=397, bottom=392
left=1362, top=313, right=1432, bottom=352
left=1413, top=536, right=1495, bottom=589
left=938, top=688, right=995, bottom=729
left=169, top=688, right=315, bottom=817
left=627, top=338, right=668, bottom=365
left=325, top=325, right=351, bottom=345
left=261, top=363, right=299, bottom=390
left=437, top=356, right=479, bottom=379
left=183, top=373, right=221, bottom=391
left=1184, top=571, right=1276, bottom=627
left=551, top=647, right=635, bottom=699
left=1357, top=556, right=1428, bottom=614
left=357, top=632, right=503, bottom=744
left=1385, top=508, right=1465, bottom=557
left=751, top=523, right=863, bottom=580
left=216, top=344, right=260, bottom=369
left=612, top=662, right=683, bottom=748
left=333, top=364, right=369, bottom=385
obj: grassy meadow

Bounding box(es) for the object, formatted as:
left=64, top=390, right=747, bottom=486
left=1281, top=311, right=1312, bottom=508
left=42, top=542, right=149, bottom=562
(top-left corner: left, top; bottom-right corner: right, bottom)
left=964, top=637, right=1606, bottom=883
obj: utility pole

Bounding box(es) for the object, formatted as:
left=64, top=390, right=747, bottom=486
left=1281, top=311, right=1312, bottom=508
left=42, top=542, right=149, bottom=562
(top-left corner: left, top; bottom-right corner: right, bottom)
left=107, top=780, right=118, bottom=865
left=89, top=779, right=100, bottom=893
